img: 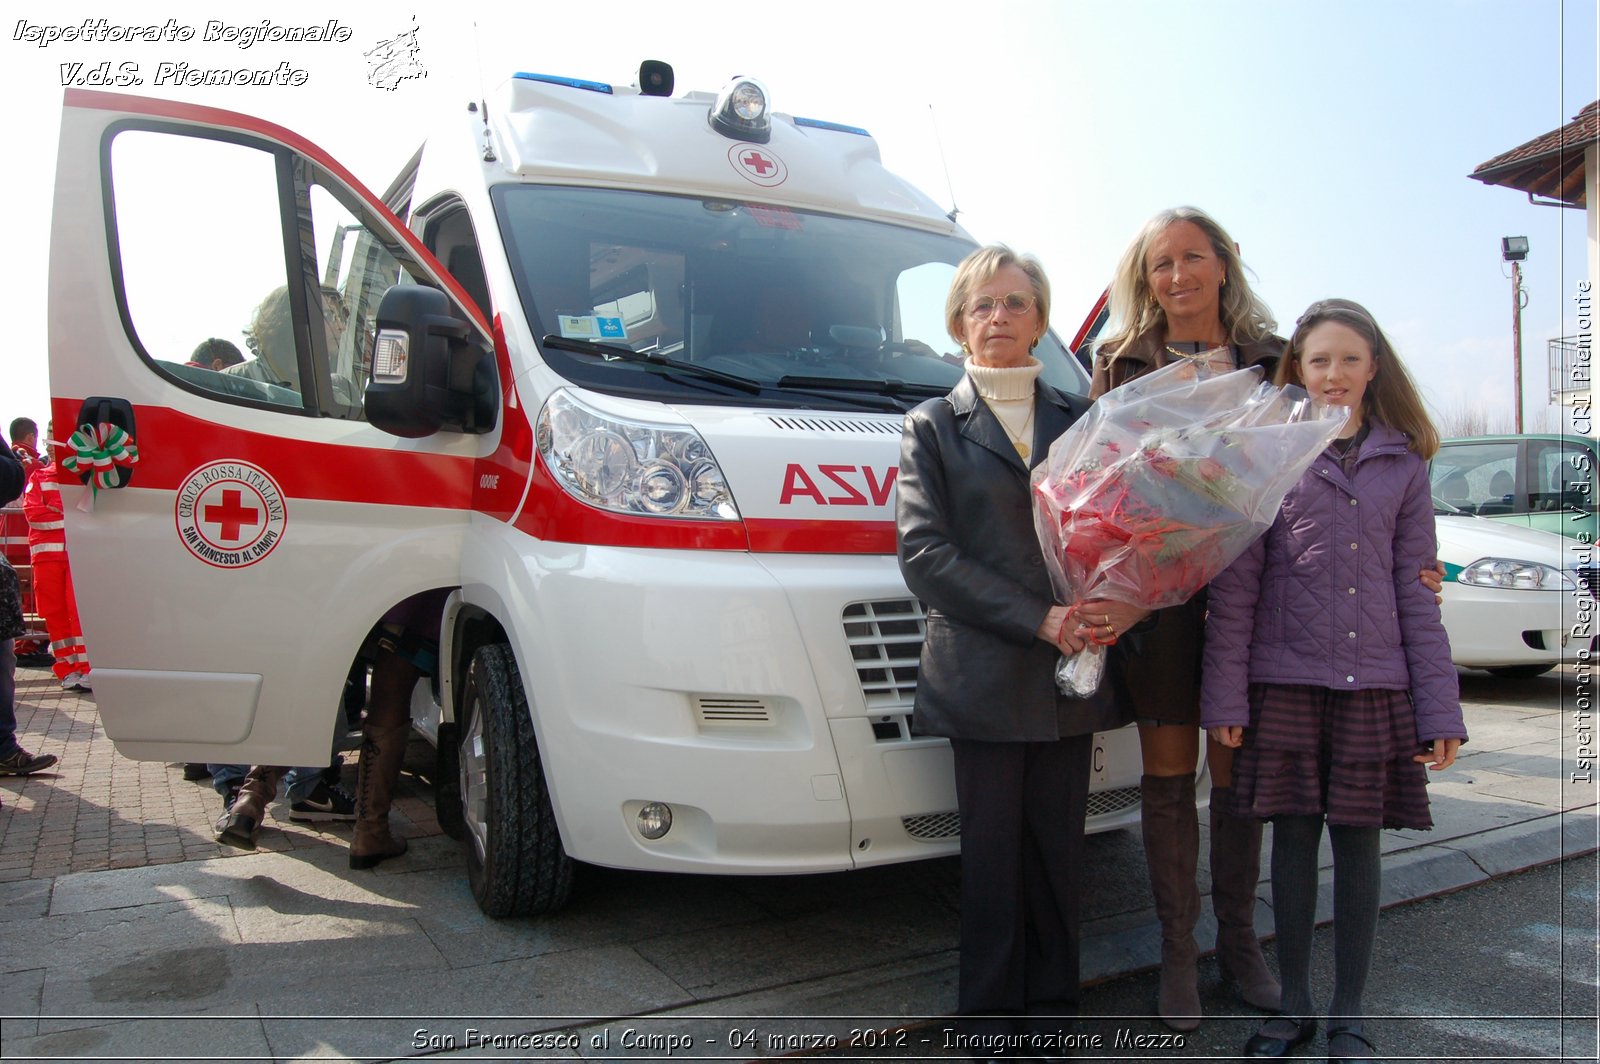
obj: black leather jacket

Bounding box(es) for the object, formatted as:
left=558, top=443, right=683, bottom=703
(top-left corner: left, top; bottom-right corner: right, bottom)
left=896, top=374, right=1129, bottom=742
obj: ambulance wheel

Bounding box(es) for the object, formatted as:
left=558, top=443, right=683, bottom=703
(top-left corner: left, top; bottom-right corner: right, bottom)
left=458, top=643, right=573, bottom=917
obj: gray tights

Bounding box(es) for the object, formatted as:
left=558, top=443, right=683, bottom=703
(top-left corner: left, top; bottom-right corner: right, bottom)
left=1266, top=814, right=1381, bottom=1034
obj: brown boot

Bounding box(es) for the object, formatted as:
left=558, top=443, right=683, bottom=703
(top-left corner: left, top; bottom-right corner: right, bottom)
left=1209, top=785, right=1282, bottom=1010
left=1142, top=773, right=1202, bottom=1031
left=349, top=721, right=411, bottom=869
left=215, top=765, right=284, bottom=850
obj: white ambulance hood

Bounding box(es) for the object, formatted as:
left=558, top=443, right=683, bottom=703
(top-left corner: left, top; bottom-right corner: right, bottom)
left=676, top=402, right=907, bottom=526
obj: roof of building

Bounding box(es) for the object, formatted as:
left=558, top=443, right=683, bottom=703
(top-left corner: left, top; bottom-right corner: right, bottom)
left=1469, top=100, right=1599, bottom=207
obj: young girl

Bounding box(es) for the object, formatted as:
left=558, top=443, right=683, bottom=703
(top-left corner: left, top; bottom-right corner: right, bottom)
left=1200, top=298, right=1466, bottom=1062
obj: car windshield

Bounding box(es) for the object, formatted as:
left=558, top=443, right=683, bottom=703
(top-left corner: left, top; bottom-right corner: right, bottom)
left=492, top=186, right=1089, bottom=409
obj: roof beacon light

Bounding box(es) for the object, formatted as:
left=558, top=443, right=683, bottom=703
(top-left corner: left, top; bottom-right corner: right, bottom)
left=710, top=76, right=771, bottom=143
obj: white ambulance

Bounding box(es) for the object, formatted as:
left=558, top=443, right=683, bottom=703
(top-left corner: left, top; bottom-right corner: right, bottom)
left=49, top=64, right=1151, bottom=916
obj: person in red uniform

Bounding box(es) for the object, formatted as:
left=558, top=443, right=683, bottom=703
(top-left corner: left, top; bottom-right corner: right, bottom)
left=9, top=418, right=41, bottom=477
left=22, top=432, right=92, bottom=692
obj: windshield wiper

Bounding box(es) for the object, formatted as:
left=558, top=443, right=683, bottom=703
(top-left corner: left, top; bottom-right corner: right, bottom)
left=776, top=374, right=951, bottom=399
left=542, top=335, right=763, bottom=394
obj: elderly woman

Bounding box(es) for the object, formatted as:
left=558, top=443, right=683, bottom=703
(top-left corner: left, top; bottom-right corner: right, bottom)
left=897, top=245, right=1130, bottom=1049
left=1090, top=207, right=1443, bottom=1032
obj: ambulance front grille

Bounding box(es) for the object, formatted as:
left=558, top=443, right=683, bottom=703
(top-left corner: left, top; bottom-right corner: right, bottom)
left=1087, top=786, right=1142, bottom=819
left=901, top=787, right=1142, bottom=841
left=694, top=697, right=773, bottom=727
left=766, top=415, right=903, bottom=435
left=902, top=811, right=961, bottom=840
left=842, top=599, right=925, bottom=715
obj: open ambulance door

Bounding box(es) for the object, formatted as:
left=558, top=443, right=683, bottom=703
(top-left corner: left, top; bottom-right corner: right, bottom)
left=48, top=90, right=494, bottom=768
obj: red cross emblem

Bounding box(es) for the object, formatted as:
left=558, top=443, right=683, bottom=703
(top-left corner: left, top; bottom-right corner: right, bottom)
left=728, top=143, right=787, bottom=187
left=202, top=488, right=261, bottom=543
left=740, top=151, right=776, bottom=176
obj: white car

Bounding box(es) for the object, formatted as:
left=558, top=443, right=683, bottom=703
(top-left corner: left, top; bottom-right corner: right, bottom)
left=1435, top=503, right=1598, bottom=677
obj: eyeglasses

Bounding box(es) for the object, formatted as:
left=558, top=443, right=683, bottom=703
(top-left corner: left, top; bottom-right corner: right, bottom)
left=964, top=291, right=1037, bottom=319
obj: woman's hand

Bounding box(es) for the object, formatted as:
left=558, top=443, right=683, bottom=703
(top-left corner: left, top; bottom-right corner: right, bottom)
left=1038, top=605, right=1088, bottom=654
left=1414, top=738, right=1461, bottom=770
left=1208, top=725, right=1244, bottom=748
left=1420, top=560, right=1446, bottom=604
left=1073, top=598, right=1150, bottom=644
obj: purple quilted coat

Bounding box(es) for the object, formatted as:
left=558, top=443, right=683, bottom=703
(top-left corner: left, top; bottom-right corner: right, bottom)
left=1200, top=421, right=1466, bottom=744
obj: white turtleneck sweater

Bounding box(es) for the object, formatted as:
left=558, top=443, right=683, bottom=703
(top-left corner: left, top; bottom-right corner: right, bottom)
left=966, top=358, right=1043, bottom=455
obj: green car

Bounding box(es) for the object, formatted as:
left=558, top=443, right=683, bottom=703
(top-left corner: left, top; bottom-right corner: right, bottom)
left=1430, top=433, right=1597, bottom=541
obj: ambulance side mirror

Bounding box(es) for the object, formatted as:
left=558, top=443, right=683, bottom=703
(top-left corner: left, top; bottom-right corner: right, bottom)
left=364, top=285, right=498, bottom=439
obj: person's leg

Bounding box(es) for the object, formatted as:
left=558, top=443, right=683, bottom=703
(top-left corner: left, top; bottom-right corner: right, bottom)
left=215, top=765, right=285, bottom=850
left=0, top=634, right=17, bottom=756
left=1245, top=813, right=1322, bottom=1050
left=33, top=562, right=77, bottom=682
left=1208, top=736, right=1281, bottom=1010
left=1137, top=722, right=1205, bottom=1027
left=1327, top=824, right=1382, bottom=1057
left=57, top=562, right=89, bottom=677
left=349, top=643, right=418, bottom=867
left=949, top=737, right=1027, bottom=1047
left=1018, top=733, right=1092, bottom=1048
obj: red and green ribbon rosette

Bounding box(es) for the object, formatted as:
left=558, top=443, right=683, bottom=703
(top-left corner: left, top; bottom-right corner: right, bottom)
left=60, top=422, right=140, bottom=509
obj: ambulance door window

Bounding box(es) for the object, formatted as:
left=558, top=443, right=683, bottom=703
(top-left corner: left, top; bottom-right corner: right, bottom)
left=108, top=128, right=309, bottom=411
left=305, top=182, right=389, bottom=419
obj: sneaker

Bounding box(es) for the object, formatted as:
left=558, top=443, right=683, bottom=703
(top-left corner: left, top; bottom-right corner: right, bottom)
left=0, top=748, right=59, bottom=775
left=289, top=780, right=357, bottom=822
left=61, top=672, right=92, bottom=692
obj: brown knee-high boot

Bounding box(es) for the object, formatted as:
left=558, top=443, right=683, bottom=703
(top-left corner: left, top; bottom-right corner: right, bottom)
left=216, top=765, right=285, bottom=850
left=1209, top=786, right=1281, bottom=1010
left=1141, top=773, right=1201, bottom=1031
left=349, top=651, right=416, bottom=870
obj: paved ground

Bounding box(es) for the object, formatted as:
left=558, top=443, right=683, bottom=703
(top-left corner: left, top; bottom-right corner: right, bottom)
left=0, top=662, right=1595, bottom=1062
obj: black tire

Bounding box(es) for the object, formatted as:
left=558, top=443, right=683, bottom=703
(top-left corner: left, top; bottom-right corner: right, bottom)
left=433, top=721, right=465, bottom=841
left=1485, top=664, right=1556, bottom=680
left=459, top=643, right=573, bottom=917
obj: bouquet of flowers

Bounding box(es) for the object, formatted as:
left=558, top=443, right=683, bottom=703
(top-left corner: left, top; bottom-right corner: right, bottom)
left=1032, top=358, right=1348, bottom=695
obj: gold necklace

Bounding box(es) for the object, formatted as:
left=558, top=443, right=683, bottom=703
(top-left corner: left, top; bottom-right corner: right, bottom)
left=1165, top=342, right=1235, bottom=371
left=993, top=402, right=1036, bottom=459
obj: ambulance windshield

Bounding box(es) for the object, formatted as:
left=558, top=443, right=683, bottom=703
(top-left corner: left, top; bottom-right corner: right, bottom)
left=494, top=187, right=1088, bottom=408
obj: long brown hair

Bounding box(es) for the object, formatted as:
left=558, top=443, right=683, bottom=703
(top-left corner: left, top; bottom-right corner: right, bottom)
left=1098, top=206, right=1276, bottom=360
left=1274, top=298, right=1440, bottom=459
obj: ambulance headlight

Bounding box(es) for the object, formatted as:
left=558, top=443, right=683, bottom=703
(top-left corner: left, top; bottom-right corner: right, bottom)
left=710, top=76, right=771, bottom=142
left=537, top=390, right=741, bottom=520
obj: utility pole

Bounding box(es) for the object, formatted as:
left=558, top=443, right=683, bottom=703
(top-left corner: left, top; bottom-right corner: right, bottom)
left=1502, top=237, right=1529, bottom=432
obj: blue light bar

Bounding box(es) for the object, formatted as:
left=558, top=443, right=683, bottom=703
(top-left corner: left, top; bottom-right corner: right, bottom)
left=512, top=71, right=613, bottom=94
left=794, top=116, right=870, bottom=137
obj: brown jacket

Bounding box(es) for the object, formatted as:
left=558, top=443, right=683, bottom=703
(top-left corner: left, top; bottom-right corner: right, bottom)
left=1087, top=331, right=1286, bottom=724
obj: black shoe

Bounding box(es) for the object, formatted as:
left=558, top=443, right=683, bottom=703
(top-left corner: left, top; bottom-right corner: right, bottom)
left=0, top=748, right=58, bottom=775
left=289, top=780, right=356, bottom=822
left=319, top=755, right=344, bottom=787
left=182, top=763, right=213, bottom=781
left=1243, top=1017, right=1316, bottom=1057
left=1326, top=1025, right=1376, bottom=1062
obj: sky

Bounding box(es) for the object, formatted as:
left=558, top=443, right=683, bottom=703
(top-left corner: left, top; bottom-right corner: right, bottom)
left=3, top=0, right=1596, bottom=439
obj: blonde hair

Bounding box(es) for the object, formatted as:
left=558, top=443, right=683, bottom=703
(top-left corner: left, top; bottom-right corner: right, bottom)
left=1098, top=206, right=1275, bottom=360
left=1274, top=298, right=1440, bottom=458
left=944, top=244, right=1051, bottom=347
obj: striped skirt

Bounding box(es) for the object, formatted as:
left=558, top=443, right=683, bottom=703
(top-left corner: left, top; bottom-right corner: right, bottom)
left=1229, top=683, right=1434, bottom=830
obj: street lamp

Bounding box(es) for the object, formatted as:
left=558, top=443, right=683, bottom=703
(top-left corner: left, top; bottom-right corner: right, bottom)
left=1502, top=236, right=1529, bottom=432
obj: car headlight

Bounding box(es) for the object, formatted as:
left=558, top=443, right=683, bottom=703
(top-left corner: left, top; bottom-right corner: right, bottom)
left=536, top=389, right=740, bottom=520
left=1457, top=558, right=1574, bottom=591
